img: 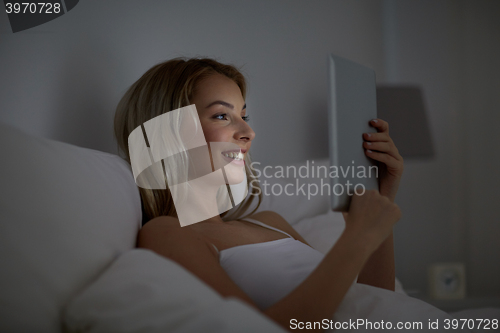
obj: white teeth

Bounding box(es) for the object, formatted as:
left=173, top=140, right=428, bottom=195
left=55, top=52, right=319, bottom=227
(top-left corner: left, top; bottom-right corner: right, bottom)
left=222, top=151, right=243, bottom=160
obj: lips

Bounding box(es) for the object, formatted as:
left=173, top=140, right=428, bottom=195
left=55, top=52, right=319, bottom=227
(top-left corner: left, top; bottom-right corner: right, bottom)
left=221, top=148, right=247, bottom=154
left=220, top=149, right=245, bottom=165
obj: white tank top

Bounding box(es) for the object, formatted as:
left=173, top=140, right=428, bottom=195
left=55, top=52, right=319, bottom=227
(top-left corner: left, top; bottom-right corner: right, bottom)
left=211, top=218, right=325, bottom=310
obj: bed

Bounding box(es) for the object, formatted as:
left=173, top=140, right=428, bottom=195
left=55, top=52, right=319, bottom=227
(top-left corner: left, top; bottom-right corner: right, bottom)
left=0, top=122, right=498, bottom=332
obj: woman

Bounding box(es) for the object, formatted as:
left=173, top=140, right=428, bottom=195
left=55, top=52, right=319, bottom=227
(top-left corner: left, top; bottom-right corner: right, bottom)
left=114, top=57, right=404, bottom=332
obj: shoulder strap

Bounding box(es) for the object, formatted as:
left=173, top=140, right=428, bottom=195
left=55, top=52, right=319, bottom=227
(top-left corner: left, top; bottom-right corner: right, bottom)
left=239, top=218, right=294, bottom=239
left=211, top=243, right=221, bottom=263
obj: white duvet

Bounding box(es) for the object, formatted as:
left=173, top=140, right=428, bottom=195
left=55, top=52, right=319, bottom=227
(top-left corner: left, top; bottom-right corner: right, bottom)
left=330, top=283, right=499, bottom=332
left=64, top=249, right=499, bottom=333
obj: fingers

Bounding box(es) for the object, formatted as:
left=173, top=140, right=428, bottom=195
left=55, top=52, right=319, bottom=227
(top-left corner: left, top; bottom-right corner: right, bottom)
left=363, top=132, right=390, bottom=142
left=363, top=141, right=401, bottom=161
left=352, top=189, right=401, bottom=219
left=365, top=149, right=402, bottom=171
left=363, top=141, right=396, bottom=154
left=342, top=211, right=349, bottom=221
left=369, top=118, right=389, bottom=133
left=363, top=118, right=403, bottom=162
left=353, top=188, right=380, bottom=198
left=364, top=118, right=390, bottom=141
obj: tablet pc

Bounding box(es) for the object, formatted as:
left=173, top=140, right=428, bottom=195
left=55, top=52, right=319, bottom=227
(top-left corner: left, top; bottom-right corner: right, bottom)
left=328, top=54, right=379, bottom=211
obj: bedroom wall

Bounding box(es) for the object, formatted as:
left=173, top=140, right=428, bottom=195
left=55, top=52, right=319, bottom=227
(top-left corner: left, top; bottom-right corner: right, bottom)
left=0, top=0, right=385, bottom=164
left=383, top=0, right=500, bottom=297
left=0, top=0, right=498, bottom=297
left=460, top=0, right=500, bottom=296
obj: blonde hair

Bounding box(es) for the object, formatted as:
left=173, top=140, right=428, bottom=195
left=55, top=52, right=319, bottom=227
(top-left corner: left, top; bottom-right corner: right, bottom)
left=114, top=57, right=262, bottom=223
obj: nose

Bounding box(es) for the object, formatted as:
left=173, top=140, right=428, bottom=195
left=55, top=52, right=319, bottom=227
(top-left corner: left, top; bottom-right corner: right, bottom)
left=235, top=118, right=255, bottom=143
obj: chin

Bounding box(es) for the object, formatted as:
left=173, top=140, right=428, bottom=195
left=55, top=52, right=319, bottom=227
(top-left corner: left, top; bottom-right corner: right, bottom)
left=224, top=162, right=246, bottom=185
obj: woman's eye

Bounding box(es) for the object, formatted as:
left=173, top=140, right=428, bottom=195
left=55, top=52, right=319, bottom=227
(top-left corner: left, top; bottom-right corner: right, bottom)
left=214, top=114, right=228, bottom=120
left=213, top=114, right=249, bottom=122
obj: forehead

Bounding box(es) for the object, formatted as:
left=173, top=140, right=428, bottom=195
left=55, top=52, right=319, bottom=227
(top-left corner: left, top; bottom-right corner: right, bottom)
left=193, top=74, right=244, bottom=103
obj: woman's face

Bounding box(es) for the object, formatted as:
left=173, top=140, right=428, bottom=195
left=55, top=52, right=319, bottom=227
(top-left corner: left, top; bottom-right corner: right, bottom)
left=191, top=74, right=255, bottom=183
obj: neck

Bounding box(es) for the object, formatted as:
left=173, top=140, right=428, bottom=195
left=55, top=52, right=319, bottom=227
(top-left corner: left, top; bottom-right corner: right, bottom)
left=172, top=178, right=233, bottom=227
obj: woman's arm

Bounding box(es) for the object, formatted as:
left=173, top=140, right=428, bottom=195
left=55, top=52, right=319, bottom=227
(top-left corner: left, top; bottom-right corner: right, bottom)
left=255, top=210, right=396, bottom=291
left=356, top=231, right=395, bottom=291
left=263, top=190, right=400, bottom=332
left=351, top=118, right=403, bottom=291
left=343, top=211, right=395, bottom=291
left=264, top=226, right=373, bottom=331
left=138, top=191, right=400, bottom=333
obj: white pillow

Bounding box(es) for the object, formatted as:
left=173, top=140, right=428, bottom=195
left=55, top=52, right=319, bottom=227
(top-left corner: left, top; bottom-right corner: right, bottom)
left=293, top=209, right=345, bottom=254
left=0, top=123, right=141, bottom=332
left=63, top=249, right=286, bottom=333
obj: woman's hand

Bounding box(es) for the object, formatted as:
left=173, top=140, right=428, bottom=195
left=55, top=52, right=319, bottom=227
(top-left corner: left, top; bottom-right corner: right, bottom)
left=363, top=119, right=404, bottom=202
left=344, top=189, right=401, bottom=252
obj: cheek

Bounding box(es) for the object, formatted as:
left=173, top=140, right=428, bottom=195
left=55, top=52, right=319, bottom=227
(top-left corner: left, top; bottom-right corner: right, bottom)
left=201, top=124, right=231, bottom=143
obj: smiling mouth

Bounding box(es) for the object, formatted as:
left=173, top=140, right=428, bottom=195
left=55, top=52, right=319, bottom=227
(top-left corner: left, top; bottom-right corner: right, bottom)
left=221, top=150, right=244, bottom=161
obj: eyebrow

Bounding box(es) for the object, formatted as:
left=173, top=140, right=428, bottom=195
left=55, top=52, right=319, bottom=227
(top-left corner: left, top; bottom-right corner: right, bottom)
left=206, top=100, right=246, bottom=110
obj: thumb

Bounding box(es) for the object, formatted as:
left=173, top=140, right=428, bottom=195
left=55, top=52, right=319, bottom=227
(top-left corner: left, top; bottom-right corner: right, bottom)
left=342, top=211, right=349, bottom=222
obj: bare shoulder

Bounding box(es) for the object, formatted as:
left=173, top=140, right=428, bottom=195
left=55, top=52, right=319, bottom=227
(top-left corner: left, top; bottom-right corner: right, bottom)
left=137, top=215, right=259, bottom=308
left=247, top=211, right=310, bottom=246
left=140, top=215, right=181, bottom=231
left=137, top=216, right=217, bottom=258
